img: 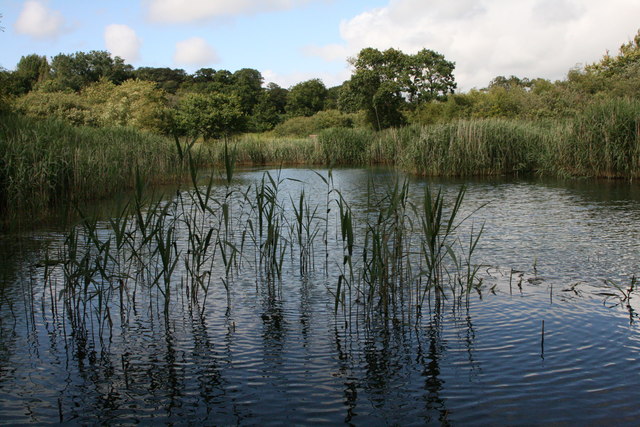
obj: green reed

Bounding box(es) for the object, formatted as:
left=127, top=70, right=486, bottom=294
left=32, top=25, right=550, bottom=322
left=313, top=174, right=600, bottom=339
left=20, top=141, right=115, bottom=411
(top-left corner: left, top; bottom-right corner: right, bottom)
left=559, top=98, right=640, bottom=178
left=317, top=127, right=373, bottom=166
left=0, top=112, right=203, bottom=226
left=32, top=150, right=494, bottom=341
left=290, top=189, right=322, bottom=276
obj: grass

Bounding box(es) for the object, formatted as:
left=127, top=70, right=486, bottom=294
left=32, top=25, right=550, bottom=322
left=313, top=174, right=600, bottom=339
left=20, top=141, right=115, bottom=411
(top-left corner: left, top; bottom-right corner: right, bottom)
left=557, top=98, right=640, bottom=178
left=4, top=96, right=638, bottom=226
left=0, top=112, right=206, bottom=226
left=208, top=133, right=323, bottom=166
left=212, top=97, right=640, bottom=180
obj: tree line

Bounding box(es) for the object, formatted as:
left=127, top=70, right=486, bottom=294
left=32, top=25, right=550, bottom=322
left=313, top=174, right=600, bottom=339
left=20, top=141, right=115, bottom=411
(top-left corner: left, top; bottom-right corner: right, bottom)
left=2, top=29, right=640, bottom=140
left=0, top=47, right=459, bottom=137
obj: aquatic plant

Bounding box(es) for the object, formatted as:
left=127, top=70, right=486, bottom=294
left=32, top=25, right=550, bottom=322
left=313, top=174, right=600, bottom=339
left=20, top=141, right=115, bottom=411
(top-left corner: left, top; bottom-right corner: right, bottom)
left=561, top=98, right=640, bottom=178
left=0, top=112, right=198, bottom=224
left=30, top=157, right=491, bottom=344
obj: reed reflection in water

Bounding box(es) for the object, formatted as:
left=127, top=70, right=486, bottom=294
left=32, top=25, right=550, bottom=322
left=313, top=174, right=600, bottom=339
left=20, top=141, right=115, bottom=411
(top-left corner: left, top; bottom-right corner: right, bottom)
left=0, top=168, right=639, bottom=424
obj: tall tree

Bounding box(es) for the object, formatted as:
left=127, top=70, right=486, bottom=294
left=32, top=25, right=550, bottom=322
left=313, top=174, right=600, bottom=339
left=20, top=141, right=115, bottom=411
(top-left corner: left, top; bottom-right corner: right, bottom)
left=342, top=47, right=456, bottom=129
left=14, top=54, right=49, bottom=94
left=404, top=49, right=456, bottom=103
left=250, top=82, right=289, bottom=131
left=134, top=67, right=187, bottom=93
left=286, top=78, right=327, bottom=117
left=585, top=29, right=640, bottom=76
left=232, top=68, right=263, bottom=115
left=49, top=50, right=132, bottom=91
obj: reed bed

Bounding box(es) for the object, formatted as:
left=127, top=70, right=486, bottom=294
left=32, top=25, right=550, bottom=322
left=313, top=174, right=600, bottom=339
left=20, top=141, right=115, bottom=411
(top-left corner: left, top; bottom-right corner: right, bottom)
left=29, top=158, right=486, bottom=348
left=0, top=113, right=203, bottom=224
left=207, top=134, right=324, bottom=166
left=395, top=119, right=544, bottom=176
left=4, top=95, right=638, bottom=228
left=555, top=98, right=640, bottom=178
left=214, top=98, right=640, bottom=179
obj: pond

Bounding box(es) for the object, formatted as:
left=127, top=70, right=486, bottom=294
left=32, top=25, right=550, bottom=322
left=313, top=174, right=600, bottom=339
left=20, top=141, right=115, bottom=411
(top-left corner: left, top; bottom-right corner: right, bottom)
left=1, top=168, right=639, bottom=425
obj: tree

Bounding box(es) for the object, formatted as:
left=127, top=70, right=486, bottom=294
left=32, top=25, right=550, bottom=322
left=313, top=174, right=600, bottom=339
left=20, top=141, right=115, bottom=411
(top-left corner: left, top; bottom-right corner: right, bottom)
left=286, top=78, right=327, bottom=117
left=231, top=68, right=263, bottom=115
left=0, top=68, right=15, bottom=112
left=487, top=75, right=532, bottom=90
left=585, top=29, right=640, bottom=77
left=342, top=47, right=456, bottom=129
left=174, top=92, right=246, bottom=141
left=325, top=84, right=343, bottom=110
left=192, top=68, right=217, bottom=82
left=342, top=48, right=406, bottom=129
left=404, top=49, right=456, bottom=103
left=134, top=67, right=187, bottom=93
left=249, top=83, right=289, bottom=131
left=14, top=54, right=49, bottom=94
left=49, top=51, right=132, bottom=91
left=182, top=68, right=235, bottom=94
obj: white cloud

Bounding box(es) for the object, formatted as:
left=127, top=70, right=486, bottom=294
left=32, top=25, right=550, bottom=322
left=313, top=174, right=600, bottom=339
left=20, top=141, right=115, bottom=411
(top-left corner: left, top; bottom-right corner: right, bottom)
left=148, top=0, right=317, bottom=23
left=14, top=0, right=66, bottom=39
left=105, top=24, right=142, bottom=63
left=174, top=37, right=219, bottom=66
left=308, top=0, right=640, bottom=91
left=302, top=44, right=349, bottom=62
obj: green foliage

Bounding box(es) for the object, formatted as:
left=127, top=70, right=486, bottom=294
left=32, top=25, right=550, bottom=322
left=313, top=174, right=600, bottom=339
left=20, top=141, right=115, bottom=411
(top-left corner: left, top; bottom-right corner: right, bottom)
left=318, top=127, right=373, bottom=166
left=48, top=50, right=133, bottom=92
left=13, top=54, right=49, bottom=95
left=271, top=110, right=358, bottom=137
left=406, top=95, right=470, bottom=125
left=16, top=78, right=169, bottom=132
left=175, top=92, right=246, bottom=141
left=231, top=68, right=263, bottom=115
left=0, top=68, right=15, bottom=112
left=561, top=98, right=640, bottom=178
left=0, top=112, right=188, bottom=219
left=180, top=69, right=235, bottom=95
left=89, top=79, right=169, bottom=133
left=342, top=47, right=456, bottom=130
left=247, top=83, right=289, bottom=132
left=586, top=29, right=640, bottom=77
left=341, top=53, right=406, bottom=130
left=286, top=78, right=327, bottom=117
left=404, top=48, right=457, bottom=103
left=133, top=67, right=187, bottom=93
left=15, top=90, right=96, bottom=126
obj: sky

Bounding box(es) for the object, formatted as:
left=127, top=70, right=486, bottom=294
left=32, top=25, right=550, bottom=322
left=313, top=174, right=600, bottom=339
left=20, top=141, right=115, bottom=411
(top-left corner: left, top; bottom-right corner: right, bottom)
left=1, top=0, right=640, bottom=91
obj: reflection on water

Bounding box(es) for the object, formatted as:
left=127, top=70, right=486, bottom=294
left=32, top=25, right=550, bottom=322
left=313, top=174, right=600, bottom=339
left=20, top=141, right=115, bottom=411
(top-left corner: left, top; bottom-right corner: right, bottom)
left=0, top=168, right=639, bottom=424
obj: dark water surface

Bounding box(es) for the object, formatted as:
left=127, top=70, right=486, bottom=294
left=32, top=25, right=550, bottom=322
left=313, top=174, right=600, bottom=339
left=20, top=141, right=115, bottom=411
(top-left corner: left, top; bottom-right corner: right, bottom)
left=1, top=168, right=639, bottom=425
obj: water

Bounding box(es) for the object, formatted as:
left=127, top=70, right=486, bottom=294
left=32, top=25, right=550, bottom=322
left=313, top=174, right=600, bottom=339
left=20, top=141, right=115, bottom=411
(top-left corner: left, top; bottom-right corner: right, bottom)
left=1, top=168, right=639, bottom=425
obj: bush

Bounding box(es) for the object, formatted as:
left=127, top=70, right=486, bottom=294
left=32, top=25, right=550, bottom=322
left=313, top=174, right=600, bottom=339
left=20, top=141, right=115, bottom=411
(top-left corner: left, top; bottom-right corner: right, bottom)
left=271, top=110, right=359, bottom=137
left=14, top=91, right=97, bottom=126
